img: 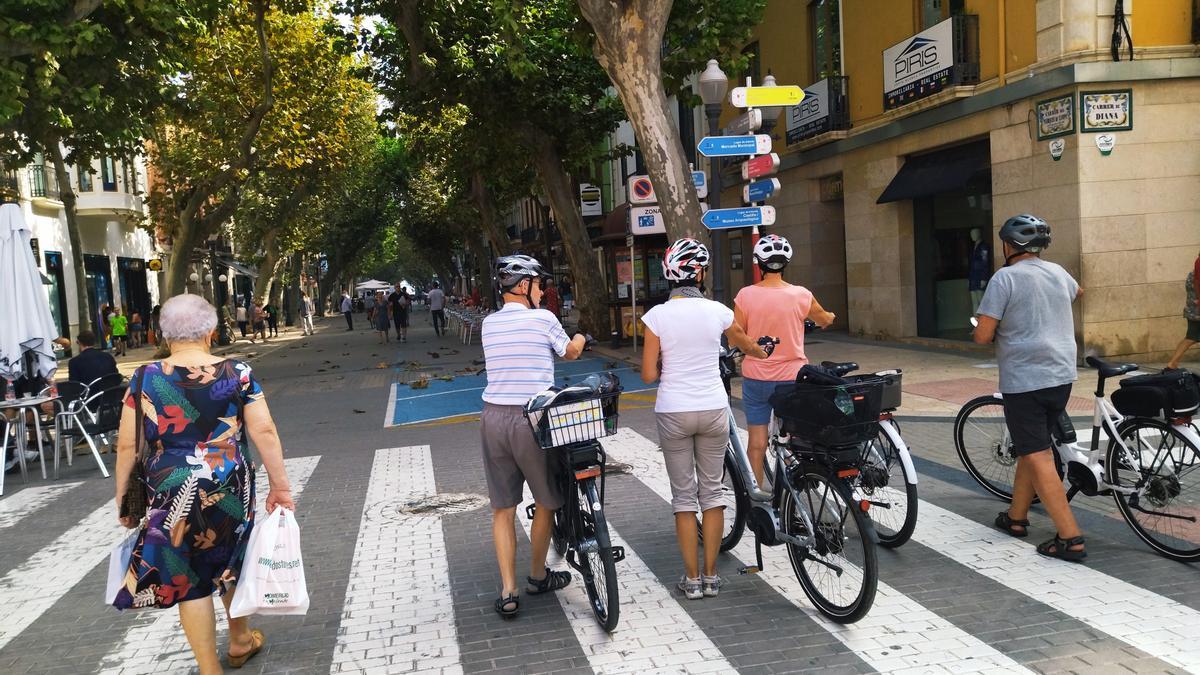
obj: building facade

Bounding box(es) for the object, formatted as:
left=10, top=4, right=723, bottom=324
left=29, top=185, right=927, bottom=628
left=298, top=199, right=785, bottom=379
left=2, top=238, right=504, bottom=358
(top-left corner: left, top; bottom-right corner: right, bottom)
left=708, top=0, right=1198, bottom=359
left=2, top=151, right=160, bottom=340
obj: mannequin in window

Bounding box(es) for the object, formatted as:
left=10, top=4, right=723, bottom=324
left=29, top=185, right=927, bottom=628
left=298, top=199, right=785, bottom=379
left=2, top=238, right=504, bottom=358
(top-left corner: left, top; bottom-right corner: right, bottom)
left=968, top=227, right=992, bottom=313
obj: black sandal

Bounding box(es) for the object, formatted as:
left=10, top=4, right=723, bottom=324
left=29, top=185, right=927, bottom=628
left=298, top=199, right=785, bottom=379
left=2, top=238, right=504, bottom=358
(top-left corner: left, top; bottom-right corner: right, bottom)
left=994, top=511, right=1030, bottom=538
left=1037, top=534, right=1087, bottom=562
left=526, top=567, right=571, bottom=594
left=494, top=593, right=519, bottom=617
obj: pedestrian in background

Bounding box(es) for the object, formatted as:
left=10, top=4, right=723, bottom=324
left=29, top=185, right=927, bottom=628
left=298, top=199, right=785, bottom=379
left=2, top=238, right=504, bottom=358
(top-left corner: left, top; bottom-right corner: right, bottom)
left=373, top=290, right=391, bottom=343
left=264, top=302, right=279, bottom=338
left=128, top=310, right=143, bottom=349
left=300, top=291, right=315, bottom=336
left=110, top=306, right=128, bottom=357
left=99, top=303, right=112, bottom=350
left=112, top=293, right=294, bottom=674
left=1167, top=250, right=1200, bottom=369
left=540, top=278, right=561, bottom=322
left=364, top=292, right=376, bottom=324
left=252, top=302, right=267, bottom=343
left=341, top=292, right=353, bottom=331
left=428, top=281, right=446, bottom=337
left=150, top=304, right=162, bottom=346
left=236, top=304, right=248, bottom=338
left=389, top=283, right=410, bottom=343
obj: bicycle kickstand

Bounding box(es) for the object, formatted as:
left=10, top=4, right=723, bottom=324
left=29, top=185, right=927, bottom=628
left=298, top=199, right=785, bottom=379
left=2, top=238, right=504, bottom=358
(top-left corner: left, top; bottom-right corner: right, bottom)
left=739, top=539, right=764, bottom=575
left=1065, top=485, right=1080, bottom=502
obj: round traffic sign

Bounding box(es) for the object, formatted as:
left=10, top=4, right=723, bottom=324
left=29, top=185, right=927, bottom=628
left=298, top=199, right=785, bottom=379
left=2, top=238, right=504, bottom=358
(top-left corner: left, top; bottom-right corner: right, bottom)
left=632, top=178, right=653, bottom=200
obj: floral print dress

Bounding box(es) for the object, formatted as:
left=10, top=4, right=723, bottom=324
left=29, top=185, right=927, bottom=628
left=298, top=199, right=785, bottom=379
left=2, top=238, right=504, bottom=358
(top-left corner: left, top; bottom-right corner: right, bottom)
left=112, top=359, right=264, bottom=610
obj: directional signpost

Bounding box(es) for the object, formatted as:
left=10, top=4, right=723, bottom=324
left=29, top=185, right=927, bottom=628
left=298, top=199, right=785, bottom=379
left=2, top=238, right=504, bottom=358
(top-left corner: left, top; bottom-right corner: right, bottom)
left=741, top=153, right=781, bottom=181
left=702, top=206, right=776, bottom=230
left=723, top=109, right=763, bottom=136
left=730, top=85, right=805, bottom=108
left=692, top=170, right=708, bottom=200
left=696, top=134, right=772, bottom=158
left=743, top=178, right=781, bottom=204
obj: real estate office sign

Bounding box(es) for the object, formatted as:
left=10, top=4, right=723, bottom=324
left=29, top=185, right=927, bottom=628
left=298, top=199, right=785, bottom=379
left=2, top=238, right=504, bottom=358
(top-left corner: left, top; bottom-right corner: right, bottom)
left=883, top=17, right=955, bottom=110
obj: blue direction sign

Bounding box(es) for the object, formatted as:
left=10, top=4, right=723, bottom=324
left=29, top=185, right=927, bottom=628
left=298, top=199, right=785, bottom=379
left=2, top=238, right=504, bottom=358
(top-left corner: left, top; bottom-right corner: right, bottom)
left=743, top=178, right=781, bottom=203
left=696, top=134, right=772, bottom=158
left=701, top=206, right=776, bottom=230
left=692, top=170, right=708, bottom=199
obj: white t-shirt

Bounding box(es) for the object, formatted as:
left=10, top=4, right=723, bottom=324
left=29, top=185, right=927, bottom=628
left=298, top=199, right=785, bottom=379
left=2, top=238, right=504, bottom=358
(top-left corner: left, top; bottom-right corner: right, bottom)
left=640, top=297, right=733, bottom=413
left=428, top=288, right=445, bottom=310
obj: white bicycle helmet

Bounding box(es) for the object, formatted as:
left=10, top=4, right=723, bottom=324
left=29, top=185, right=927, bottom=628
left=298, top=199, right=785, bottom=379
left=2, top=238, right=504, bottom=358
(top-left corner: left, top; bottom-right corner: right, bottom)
left=495, top=254, right=548, bottom=291
left=662, top=238, right=710, bottom=282
left=753, top=234, right=793, bottom=272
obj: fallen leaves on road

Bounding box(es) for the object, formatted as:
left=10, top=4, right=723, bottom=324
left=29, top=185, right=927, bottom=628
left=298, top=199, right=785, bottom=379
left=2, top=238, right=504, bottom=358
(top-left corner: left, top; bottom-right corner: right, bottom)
left=427, top=352, right=440, bottom=359
left=438, top=375, right=454, bottom=382
left=410, top=377, right=430, bottom=389
left=353, top=409, right=366, bottom=414
left=375, top=362, right=389, bottom=369
left=605, top=361, right=619, bottom=369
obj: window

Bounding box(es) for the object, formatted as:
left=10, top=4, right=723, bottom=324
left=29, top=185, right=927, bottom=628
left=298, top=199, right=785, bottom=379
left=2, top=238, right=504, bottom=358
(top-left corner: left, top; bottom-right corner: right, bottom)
left=100, top=156, right=116, bottom=191
left=77, top=161, right=92, bottom=192
left=739, top=41, right=761, bottom=86
left=918, top=0, right=963, bottom=30
left=809, top=0, right=841, bottom=81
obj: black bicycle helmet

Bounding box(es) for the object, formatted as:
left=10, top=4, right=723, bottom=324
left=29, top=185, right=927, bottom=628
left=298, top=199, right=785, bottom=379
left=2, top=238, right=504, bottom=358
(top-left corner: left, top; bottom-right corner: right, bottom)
left=999, top=214, right=1051, bottom=253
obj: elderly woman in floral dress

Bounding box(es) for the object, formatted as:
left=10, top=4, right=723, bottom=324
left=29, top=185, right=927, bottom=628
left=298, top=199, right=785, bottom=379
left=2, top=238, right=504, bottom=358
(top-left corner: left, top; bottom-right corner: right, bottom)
left=112, top=294, right=294, bottom=674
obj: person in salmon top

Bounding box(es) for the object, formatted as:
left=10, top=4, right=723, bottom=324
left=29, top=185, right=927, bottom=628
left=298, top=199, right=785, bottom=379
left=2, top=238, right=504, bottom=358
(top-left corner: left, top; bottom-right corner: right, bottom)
left=733, top=234, right=836, bottom=487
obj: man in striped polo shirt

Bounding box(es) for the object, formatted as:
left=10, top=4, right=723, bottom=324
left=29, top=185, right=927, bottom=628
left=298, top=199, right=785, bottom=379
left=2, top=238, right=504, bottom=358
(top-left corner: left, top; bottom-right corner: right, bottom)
left=481, top=254, right=588, bottom=618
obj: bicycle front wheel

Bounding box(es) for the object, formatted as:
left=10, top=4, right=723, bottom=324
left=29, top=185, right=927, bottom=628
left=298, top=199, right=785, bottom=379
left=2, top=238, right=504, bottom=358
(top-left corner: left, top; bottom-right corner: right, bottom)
left=782, top=471, right=877, bottom=624
left=859, top=427, right=918, bottom=547
left=574, top=477, right=620, bottom=631
left=1106, top=418, right=1200, bottom=562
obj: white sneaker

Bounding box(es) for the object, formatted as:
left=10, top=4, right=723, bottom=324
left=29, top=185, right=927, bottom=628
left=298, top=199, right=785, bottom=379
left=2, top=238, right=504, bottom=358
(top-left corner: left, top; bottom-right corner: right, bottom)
left=677, top=575, right=703, bottom=600
left=702, top=575, right=722, bottom=597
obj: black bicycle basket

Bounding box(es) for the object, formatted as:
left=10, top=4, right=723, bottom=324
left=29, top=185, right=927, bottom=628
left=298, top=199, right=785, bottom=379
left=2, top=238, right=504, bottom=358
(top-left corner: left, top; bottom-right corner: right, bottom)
left=769, top=378, right=884, bottom=448
left=526, top=391, right=621, bottom=449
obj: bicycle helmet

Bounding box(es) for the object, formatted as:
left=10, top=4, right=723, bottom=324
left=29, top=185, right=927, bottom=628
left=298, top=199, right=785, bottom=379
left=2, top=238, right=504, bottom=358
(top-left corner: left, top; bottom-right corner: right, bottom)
left=662, top=237, right=710, bottom=282
left=495, top=254, right=549, bottom=291
left=753, top=234, right=793, bottom=272
left=999, top=214, right=1051, bottom=253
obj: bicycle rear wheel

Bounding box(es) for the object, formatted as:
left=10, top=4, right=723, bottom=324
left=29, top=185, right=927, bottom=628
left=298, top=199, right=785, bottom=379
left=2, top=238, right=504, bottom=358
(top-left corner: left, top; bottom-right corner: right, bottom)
left=573, top=477, right=620, bottom=631
left=1106, top=418, right=1200, bottom=562
left=698, top=451, right=749, bottom=552
left=782, top=471, right=877, bottom=624
left=954, top=395, right=1065, bottom=501
left=859, top=427, right=917, bottom=548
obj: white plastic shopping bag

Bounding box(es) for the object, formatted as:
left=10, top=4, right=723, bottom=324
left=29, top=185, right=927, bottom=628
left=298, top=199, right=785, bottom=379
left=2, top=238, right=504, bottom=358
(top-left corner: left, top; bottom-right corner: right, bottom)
left=229, top=507, right=309, bottom=617
left=105, top=531, right=139, bottom=604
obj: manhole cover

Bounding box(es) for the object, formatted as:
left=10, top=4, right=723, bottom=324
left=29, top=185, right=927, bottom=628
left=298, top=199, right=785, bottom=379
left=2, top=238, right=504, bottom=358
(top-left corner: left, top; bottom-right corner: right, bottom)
left=398, top=493, right=489, bottom=515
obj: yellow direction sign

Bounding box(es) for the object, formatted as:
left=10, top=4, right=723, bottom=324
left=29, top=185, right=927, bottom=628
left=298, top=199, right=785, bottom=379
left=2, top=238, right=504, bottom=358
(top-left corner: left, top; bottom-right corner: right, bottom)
left=730, top=85, right=804, bottom=108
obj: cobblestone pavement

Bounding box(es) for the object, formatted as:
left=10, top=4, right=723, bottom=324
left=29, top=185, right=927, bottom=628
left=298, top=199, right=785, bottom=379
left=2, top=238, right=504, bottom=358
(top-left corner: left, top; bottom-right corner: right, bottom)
left=1, top=312, right=1197, bottom=674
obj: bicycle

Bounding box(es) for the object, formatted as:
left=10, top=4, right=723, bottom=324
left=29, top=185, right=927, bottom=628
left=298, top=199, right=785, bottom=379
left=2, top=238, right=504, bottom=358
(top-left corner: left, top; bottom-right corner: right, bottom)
left=524, top=373, right=626, bottom=631
left=712, top=343, right=879, bottom=623
left=818, top=361, right=918, bottom=548
left=954, top=356, right=1200, bottom=562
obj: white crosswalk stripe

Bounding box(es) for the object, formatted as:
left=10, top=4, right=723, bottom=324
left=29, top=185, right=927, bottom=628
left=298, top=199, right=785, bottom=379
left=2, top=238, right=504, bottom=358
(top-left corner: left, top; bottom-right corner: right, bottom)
left=602, top=428, right=1031, bottom=674
left=0, top=481, right=82, bottom=530
left=95, top=455, right=322, bottom=675
left=329, top=446, right=462, bottom=675
left=516, top=484, right=737, bottom=674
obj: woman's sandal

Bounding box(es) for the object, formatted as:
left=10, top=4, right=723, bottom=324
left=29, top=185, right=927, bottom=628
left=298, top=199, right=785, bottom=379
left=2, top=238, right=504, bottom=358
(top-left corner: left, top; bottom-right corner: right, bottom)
left=994, top=511, right=1030, bottom=538
left=1037, top=534, right=1087, bottom=562
left=495, top=593, right=519, bottom=618
left=227, top=629, right=264, bottom=668
left=526, top=568, right=572, bottom=595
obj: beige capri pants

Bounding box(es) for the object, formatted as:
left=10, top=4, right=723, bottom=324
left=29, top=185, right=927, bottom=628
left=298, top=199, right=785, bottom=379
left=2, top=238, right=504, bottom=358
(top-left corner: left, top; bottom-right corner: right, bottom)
left=655, top=409, right=729, bottom=513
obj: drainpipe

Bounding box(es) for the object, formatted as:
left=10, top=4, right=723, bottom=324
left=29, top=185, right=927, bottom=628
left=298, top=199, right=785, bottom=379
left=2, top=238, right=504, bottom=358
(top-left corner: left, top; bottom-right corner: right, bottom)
left=997, top=0, right=1007, bottom=87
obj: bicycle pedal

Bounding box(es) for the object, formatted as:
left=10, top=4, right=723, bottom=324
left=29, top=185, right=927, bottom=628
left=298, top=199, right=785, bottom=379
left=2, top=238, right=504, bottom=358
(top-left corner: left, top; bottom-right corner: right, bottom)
left=738, top=565, right=761, bottom=575
left=610, top=546, right=626, bottom=563
left=524, top=504, right=537, bottom=520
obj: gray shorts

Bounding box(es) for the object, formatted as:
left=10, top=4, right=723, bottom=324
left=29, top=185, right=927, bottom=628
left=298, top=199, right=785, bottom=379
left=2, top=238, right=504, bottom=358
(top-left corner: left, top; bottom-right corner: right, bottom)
left=656, top=409, right=729, bottom=513
left=480, top=403, right=563, bottom=510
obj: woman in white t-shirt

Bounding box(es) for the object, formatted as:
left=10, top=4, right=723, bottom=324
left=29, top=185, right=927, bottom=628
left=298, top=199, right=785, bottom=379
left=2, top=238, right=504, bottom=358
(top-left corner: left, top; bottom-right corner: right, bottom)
left=640, top=238, right=770, bottom=600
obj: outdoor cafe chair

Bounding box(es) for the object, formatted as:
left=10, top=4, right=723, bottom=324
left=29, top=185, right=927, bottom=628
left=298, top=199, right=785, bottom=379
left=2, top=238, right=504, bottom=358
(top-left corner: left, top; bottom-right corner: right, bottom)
left=53, top=385, right=124, bottom=479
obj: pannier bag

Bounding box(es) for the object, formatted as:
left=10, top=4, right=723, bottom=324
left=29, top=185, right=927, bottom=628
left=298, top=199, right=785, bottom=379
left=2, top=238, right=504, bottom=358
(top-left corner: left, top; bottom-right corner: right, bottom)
left=1111, top=369, right=1200, bottom=419
left=769, top=365, right=884, bottom=448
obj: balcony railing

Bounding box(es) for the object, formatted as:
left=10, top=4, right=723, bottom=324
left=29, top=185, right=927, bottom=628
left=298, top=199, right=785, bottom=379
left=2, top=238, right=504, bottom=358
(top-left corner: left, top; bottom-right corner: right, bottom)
left=28, top=164, right=60, bottom=200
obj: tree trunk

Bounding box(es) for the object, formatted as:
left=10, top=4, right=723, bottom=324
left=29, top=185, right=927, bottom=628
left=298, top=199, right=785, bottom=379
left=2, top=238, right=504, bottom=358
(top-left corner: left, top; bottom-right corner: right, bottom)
left=578, top=0, right=704, bottom=242
left=252, top=228, right=281, bottom=305
left=525, top=127, right=611, bottom=337
left=286, top=254, right=301, bottom=326
left=470, top=170, right=513, bottom=256
left=45, top=141, right=90, bottom=337
left=163, top=215, right=200, bottom=298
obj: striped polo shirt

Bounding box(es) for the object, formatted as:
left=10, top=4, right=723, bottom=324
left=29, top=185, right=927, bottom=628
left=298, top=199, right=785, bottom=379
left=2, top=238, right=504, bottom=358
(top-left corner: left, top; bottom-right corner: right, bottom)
left=481, top=302, right=570, bottom=405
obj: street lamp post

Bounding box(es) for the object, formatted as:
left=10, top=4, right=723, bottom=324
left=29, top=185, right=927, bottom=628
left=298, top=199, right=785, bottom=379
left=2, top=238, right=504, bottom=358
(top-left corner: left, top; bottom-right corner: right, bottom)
left=699, top=59, right=729, bottom=303
left=208, top=242, right=232, bottom=346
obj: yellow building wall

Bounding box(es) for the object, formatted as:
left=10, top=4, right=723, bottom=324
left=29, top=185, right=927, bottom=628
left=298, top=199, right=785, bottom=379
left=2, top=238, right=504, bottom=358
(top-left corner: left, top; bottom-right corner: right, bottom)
left=1137, top=0, right=1193, bottom=46
left=966, top=0, right=999, bottom=81
left=1004, top=1, right=1037, bottom=74
left=842, top=1, right=916, bottom=123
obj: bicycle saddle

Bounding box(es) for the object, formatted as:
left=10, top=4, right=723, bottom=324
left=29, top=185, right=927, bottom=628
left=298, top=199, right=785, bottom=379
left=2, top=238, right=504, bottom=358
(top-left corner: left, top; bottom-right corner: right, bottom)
left=1085, top=356, right=1138, bottom=378
left=820, top=361, right=860, bottom=377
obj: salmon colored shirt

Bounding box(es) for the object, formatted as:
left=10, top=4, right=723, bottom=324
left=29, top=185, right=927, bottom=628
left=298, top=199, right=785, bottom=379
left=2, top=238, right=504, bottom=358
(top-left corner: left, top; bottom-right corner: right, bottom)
left=734, top=283, right=814, bottom=382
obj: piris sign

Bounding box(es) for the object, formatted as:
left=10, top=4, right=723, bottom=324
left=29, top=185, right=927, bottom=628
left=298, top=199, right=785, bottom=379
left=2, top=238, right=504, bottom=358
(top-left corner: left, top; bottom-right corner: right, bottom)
left=883, top=17, right=955, bottom=110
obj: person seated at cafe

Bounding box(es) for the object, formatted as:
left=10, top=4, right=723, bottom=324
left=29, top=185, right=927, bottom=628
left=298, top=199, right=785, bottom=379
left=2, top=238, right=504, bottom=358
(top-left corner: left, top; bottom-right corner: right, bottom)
left=68, top=330, right=119, bottom=386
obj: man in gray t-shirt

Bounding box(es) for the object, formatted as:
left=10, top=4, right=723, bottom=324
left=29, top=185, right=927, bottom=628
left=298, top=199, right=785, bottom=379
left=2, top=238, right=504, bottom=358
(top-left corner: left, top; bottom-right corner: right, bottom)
left=973, top=214, right=1087, bottom=562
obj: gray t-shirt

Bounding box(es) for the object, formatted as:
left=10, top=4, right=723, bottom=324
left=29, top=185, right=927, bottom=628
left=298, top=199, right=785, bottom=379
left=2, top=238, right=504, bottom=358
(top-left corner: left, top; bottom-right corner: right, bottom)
left=977, top=257, right=1080, bottom=394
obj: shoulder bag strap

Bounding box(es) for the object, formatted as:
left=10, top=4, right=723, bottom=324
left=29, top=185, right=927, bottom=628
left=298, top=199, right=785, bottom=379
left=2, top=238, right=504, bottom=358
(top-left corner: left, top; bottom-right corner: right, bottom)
left=132, top=366, right=146, bottom=462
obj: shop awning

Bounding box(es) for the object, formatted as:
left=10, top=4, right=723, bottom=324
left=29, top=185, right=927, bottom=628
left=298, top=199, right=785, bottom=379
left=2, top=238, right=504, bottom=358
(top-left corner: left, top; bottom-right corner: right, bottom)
left=223, top=259, right=259, bottom=278
left=876, top=142, right=990, bottom=204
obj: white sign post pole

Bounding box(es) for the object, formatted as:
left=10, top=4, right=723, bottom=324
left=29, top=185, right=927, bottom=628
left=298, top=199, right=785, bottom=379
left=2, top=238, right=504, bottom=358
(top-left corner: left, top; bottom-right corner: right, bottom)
left=630, top=239, right=637, bottom=353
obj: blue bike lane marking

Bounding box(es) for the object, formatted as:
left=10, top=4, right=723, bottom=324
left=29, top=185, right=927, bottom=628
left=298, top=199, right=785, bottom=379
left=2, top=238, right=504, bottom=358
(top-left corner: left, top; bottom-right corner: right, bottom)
left=386, top=357, right=655, bottom=426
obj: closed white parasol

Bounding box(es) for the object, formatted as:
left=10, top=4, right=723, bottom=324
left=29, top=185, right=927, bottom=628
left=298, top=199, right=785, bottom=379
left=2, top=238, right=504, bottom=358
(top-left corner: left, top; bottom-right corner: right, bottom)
left=0, top=203, right=60, bottom=381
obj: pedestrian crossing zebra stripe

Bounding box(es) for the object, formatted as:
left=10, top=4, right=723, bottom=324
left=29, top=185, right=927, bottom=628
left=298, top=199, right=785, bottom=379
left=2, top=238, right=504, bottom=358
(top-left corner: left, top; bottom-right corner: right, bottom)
left=515, top=485, right=738, bottom=674
left=95, top=455, right=322, bottom=675
left=600, top=428, right=1032, bottom=674
left=329, top=446, right=461, bottom=674
left=0, top=481, right=83, bottom=530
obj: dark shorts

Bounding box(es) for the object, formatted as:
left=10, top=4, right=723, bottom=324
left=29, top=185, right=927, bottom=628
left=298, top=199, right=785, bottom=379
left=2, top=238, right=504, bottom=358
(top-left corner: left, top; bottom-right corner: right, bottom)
left=1187, top=319, right=1200, bottom=342
left=1002, top=383, right=1072, bottom=456
left=393, top=310, right=409, bottom=328
left=480, top=403, right=562, bottom=510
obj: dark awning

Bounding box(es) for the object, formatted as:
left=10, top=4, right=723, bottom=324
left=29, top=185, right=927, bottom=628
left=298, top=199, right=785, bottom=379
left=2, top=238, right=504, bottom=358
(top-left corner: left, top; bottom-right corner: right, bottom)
left=876, top=142, right=990, bottom=204
left=217, top=255, right=259, bottom=278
